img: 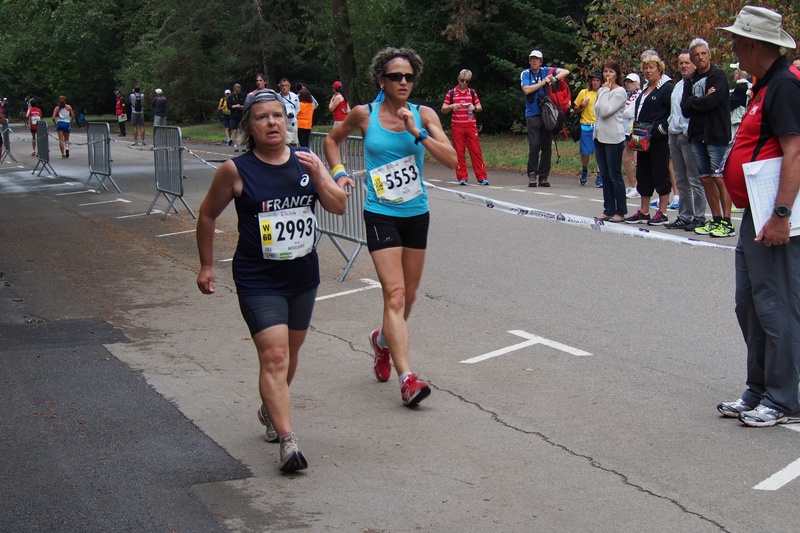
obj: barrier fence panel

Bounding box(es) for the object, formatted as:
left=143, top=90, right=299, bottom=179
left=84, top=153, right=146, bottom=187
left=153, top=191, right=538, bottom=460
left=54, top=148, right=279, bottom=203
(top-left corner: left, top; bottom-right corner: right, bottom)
left=1, top=120, right=18, bottom=163
left=86, top=122, right=120, bottom=193
left=31, top=121, right=56, bottom=176
left=309, top=131, right=367, bottom=281
left=147, top=125, right=196, bottom=219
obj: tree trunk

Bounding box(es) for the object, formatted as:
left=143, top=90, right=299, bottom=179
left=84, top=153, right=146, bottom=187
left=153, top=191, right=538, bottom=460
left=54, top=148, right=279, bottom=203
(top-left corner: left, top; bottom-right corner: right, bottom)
left=252, top=0, right=273, bottom=86
left=330, top=0, right=359, bottom=104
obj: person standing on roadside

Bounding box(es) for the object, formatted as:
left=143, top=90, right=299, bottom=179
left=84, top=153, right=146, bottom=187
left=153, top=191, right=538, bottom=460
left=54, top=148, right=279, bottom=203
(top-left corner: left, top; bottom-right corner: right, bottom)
left=323, top=47, right=457, bottom=407
left=228, top=84, right=245, bottom=152
left=521, top=49, right=570, bottom=188
left=442, top=69, right=488, bottom=186
left=277, top=79, right=300, bottom=146
left=729, top=64, right=751, bottom=138
left=574, top=71, right=603, bottom=187
left=196, top=89, right=347, bottom=471
left=622, top=73, right=641, bottom=198
left=129, top=86, right=146, bottom=146
left=665, top=51, right=705, bottom=231
left=115, top=91, right=127, bottom=137
left=219, top=89, right=231, bottom=145
left=716, top=5, right=800, bottom=428
left=0, top=104, right=5, bottom=161
left=152, top=88, right=167, bottom=127
left=328, top=81, right=350, bottom=127
left=593, top=60, right=628, bottom=222
left=296, top=87, right=314, bottom=148
left=681, top=38, right=734, bottom=238
left=624, top=53, right=674, bottom=226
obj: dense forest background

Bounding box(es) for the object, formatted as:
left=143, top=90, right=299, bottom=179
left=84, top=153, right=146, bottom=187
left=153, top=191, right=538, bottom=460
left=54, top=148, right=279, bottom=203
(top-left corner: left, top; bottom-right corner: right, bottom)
left=0, top=0, right=796, bottom=133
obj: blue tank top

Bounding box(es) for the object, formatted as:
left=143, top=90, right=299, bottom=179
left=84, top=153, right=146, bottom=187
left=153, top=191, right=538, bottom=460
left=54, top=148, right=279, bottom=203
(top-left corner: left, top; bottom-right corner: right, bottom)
left=232, top=148, right=320, bottom=296
left=363, top=102, right=428, bottom=217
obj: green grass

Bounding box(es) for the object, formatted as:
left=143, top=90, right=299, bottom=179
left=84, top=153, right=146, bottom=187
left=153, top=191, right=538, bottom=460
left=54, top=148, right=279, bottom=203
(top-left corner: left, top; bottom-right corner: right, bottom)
left=452, top=132, right=589, bottom=176
left=83, top=114, right=590, bottom=176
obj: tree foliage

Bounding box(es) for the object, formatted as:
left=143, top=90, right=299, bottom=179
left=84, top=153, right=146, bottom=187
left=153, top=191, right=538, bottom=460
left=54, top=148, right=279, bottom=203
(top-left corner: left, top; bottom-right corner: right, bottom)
left=573, top=0, right=800, bottom=80
left=0, top=0, right=582, bottom=128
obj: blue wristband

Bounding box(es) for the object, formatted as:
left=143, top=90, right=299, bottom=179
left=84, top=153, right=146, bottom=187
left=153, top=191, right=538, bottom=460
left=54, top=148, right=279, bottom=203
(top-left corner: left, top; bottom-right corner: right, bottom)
left=333, top=170, right=348, bottom=182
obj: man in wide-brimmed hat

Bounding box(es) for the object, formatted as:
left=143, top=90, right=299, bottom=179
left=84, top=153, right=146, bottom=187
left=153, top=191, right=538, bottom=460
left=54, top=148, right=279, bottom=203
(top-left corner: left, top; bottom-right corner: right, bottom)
left=715, top=6, right=800, bottom=428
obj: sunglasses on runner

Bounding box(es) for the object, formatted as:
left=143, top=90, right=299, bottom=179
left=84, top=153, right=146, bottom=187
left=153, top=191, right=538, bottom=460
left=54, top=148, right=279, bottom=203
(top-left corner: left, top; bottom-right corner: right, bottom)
left=458, top=78, right=469, bottom=83
left=384, top=72, right=416, bottom=83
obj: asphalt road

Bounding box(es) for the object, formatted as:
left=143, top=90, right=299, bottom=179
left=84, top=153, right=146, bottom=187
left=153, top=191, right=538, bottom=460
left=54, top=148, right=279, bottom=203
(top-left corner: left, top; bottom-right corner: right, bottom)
left=1, top=125, right=798, bottom=532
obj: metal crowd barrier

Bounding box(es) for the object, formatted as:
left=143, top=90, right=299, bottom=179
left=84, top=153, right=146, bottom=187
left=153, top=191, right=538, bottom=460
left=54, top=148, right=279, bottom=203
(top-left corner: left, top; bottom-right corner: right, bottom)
left=31, top=121, right=57, bottom=176
left=309, top=131, right=367, bottom=281
left=85, top=122, right=120, bottom=193
left=1, top=120, right=18, bottom=163
left=147, top=125, right=196, bottom=219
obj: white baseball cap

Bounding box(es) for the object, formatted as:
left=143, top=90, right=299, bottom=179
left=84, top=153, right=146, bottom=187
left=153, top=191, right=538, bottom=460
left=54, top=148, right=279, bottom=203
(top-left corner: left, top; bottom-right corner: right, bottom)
left=155, top=88, right=162, bottom=94
left=624, top=73, right=640, bottom=83
left=529, top=50, right=543, bottom=59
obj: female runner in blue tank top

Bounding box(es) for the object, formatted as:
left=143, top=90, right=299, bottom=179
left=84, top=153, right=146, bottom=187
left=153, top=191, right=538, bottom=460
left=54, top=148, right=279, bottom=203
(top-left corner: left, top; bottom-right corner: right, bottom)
left=323, top=47, right=457, bottom=407
left=196, top=90, right=346, bottom=473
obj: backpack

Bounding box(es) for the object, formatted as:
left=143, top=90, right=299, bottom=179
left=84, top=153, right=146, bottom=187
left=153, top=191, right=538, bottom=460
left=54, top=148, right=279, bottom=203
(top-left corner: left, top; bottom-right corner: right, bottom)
left=539, top=93, right=565, bottom=133
left=133, top=93, right=143, bottom=112
left=447, top=88, right=476, bottom=107
left=547, top=77, right=572, bottom=116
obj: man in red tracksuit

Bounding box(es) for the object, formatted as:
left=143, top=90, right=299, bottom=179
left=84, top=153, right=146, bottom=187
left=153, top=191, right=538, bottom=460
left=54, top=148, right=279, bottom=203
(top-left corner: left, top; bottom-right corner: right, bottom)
left=442, top=69, right=489, bottom=185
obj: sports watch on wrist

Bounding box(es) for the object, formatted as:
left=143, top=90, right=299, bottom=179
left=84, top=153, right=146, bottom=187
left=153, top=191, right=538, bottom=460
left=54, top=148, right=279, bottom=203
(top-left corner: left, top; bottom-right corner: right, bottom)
left=773, top=205, right=792, bottom=218
left=414, top=128, right=429, bottom=145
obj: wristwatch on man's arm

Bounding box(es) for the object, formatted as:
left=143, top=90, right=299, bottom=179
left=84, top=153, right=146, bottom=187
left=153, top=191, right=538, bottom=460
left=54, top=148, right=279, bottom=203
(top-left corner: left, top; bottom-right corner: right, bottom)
left=773, top=204, right=792, bottom=218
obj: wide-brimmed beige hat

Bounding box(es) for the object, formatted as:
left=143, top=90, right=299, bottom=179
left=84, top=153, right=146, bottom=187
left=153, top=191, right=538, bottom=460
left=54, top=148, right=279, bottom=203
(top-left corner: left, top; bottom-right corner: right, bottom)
left=718, top=5, right=796, bottom=48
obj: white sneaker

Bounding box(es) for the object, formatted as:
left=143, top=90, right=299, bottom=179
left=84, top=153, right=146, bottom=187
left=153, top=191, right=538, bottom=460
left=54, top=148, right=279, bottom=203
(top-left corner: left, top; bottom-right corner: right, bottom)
left=625, top=187, right=640, bottom=198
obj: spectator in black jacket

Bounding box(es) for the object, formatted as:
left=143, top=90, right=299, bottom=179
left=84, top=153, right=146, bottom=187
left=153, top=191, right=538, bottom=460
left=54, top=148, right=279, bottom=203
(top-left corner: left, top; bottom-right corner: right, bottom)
left=624, top=52, right=674, bottom=225
left=681, top=38, right=734, bottom=238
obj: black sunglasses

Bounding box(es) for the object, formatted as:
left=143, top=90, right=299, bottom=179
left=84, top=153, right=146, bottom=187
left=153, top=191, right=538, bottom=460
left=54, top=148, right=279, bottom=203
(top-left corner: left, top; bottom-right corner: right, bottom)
left=458, top=78, right=469, bottom=83
left=384, top=72, right=416, bottom=83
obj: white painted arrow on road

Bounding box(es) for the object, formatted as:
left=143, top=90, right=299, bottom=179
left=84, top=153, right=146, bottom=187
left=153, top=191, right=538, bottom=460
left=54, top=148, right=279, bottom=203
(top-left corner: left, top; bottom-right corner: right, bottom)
left=460, top=330, right=592, bottom=364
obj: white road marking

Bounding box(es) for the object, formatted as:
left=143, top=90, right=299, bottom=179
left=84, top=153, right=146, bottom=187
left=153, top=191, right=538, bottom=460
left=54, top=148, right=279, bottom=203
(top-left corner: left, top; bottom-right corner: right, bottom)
left=117, top=210, right=163, bottom=218
left=461, top=330, right=592, bottom=364
left=510, top=189, right=527, bottom=193
left=753, top=425, right=800, bottom=491
left=316, top=278, right=381, bottom=301
left=56, top=190, right=97, bottom=196
left=155, top=229, right=222, bottom=238
left=77, top=198, right=132, bottom=206
left=31, top=182, right=80, bottom=189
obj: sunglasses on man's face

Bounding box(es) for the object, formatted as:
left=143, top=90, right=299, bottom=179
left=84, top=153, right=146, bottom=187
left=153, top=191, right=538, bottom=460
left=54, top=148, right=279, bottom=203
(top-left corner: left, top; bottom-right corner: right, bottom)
left=458, top=78, right=468, bottom=83
left=384, top=72, right=416, bottom=83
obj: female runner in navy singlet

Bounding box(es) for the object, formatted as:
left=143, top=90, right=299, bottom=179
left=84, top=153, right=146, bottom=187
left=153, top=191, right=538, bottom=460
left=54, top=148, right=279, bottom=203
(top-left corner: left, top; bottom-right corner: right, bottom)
left=196, top=89, right=346, bottom=473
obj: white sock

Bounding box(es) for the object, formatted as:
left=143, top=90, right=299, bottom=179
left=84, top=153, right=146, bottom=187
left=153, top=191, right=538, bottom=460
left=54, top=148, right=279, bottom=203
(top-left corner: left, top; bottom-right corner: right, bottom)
left=377, top=329, right=388, bottom=348
left=399, top=371, right=412, bottom=386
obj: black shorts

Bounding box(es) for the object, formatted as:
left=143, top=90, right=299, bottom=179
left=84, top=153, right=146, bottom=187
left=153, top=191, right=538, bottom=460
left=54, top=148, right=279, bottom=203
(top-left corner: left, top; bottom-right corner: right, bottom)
left=229, top=116, right=242, bottom=131
left=364, top=211, right=430, bottom=252
left=238, top=287, right=318, bottom=336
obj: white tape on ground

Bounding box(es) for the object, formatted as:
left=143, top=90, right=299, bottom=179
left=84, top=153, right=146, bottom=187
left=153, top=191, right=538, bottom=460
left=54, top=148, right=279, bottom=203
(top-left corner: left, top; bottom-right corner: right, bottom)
left=427, top=183, right=735, bottom=251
